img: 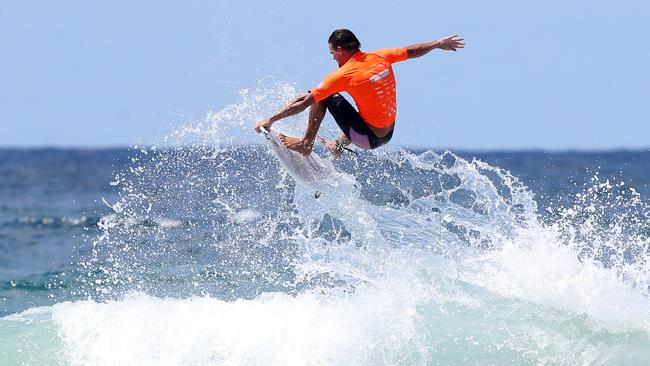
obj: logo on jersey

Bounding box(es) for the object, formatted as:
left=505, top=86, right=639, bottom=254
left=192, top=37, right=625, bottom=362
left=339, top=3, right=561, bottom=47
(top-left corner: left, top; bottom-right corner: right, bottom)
left=370, top=69, right=390, bottom=83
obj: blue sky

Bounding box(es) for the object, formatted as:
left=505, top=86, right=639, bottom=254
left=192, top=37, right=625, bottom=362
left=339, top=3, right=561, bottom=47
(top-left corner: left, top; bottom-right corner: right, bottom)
left=1, top=0, right=648, bottom=150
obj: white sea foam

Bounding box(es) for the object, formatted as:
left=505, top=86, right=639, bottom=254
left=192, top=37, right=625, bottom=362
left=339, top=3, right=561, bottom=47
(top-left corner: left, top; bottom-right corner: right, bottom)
left=50, top=286, right=423, bottom=366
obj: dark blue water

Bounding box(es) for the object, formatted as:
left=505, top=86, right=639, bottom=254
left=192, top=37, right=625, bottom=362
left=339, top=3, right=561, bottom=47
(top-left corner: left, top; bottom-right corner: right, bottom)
left=0, top=149, right=121, bottom=312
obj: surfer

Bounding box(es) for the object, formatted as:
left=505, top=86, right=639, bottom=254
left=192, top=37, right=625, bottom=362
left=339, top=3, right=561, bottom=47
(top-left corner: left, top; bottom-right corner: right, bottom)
left=255, top=29, right=464, bottom=157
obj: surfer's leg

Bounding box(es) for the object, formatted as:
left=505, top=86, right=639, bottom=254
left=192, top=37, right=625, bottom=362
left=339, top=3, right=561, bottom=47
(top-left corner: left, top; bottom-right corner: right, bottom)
left=325, top=94, right=354, bottom=138
left=279, top=99, right=326, bottom=156
left=325, top=94, right=393, bottom=149
left=325, top=94, right=374, bottom=149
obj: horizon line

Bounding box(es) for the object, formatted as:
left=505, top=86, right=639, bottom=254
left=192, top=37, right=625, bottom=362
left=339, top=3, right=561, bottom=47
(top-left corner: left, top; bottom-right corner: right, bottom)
left=0, top=143, right=648, bottom=154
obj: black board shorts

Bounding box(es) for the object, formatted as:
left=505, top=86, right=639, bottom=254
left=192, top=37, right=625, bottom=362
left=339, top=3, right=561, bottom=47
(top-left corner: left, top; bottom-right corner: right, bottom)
left=323, top=93, right=393, bottom=150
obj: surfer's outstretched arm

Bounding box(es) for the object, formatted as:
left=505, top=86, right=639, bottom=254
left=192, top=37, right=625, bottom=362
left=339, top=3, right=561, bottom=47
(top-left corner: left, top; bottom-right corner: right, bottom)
left=255, top=93, right=315, bottom=133
left=405, top=35, right=465, bottom=59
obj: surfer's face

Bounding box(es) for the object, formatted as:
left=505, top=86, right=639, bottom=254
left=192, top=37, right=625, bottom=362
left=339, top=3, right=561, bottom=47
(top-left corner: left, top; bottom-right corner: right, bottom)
left=329, top=43, right=345, bottom=67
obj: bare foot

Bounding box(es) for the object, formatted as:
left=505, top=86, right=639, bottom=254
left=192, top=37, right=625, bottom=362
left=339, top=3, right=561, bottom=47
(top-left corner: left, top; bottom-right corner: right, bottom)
left=278, top=134, right=313, bottom=156
left=316, top=136, right=342, bottom=159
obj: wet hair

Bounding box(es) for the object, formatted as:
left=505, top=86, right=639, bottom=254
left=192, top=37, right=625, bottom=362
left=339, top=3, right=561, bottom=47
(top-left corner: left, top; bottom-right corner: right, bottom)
left=328, top=29, right=361, bottom=51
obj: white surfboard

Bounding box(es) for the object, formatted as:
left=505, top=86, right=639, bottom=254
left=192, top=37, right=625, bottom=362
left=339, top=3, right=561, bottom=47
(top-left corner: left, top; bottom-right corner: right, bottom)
left=260, top=127, right=353, bottom=195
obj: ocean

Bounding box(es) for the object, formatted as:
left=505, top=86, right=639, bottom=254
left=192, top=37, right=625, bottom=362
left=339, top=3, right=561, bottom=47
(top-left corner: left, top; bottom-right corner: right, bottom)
left=1, top=86, right=650, bottom=365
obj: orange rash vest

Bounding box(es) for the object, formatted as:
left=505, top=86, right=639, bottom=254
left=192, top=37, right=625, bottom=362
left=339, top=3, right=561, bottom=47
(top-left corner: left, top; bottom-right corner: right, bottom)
left=310, top=48, right=408, bottom=129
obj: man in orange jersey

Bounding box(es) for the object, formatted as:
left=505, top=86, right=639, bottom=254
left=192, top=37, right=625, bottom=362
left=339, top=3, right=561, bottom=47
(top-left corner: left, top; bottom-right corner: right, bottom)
left=255, top=29, right=464, bottom=157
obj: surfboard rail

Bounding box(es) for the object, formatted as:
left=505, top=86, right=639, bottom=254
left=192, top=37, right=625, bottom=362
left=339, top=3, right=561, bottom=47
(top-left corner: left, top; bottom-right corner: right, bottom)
left=259, top=127, right=359, bottom=197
